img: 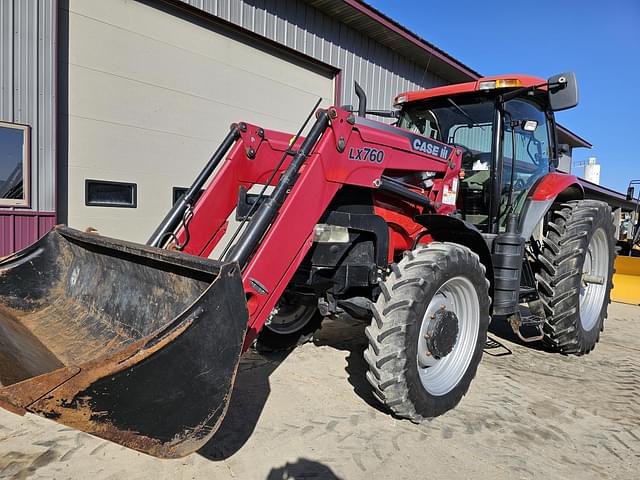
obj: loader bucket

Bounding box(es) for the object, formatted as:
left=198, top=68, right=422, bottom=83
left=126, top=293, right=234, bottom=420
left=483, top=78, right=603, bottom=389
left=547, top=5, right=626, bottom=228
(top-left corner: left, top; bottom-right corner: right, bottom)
left=612, top=254, right=640, bottom=305
left=0, top=226, right=247, bottom=458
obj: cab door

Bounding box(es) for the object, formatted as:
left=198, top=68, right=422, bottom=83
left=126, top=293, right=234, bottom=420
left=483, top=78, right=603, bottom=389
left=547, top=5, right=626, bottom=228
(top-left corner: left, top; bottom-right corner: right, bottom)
left=499, top=98, right=552, bottom=230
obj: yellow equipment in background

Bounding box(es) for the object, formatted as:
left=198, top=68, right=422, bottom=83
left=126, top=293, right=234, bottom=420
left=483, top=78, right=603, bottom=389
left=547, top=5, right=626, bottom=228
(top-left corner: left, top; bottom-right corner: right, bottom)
left=611, top=179, right=640, bottom=305
left=612, top=252, right=640, bottom=305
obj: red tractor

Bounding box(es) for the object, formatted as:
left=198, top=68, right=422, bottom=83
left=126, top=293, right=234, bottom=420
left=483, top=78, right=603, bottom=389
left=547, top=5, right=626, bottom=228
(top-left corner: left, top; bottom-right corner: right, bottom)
left=0, top=72, right=615, bottom=457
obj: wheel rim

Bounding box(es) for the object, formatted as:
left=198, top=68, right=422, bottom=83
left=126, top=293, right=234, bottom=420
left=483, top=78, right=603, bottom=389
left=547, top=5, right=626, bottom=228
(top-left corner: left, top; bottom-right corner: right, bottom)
left=266, top=302, right=316, bottom=334
left=416, top=276, right=480, bottom=396
left=579, top=228, right=608, bottom=331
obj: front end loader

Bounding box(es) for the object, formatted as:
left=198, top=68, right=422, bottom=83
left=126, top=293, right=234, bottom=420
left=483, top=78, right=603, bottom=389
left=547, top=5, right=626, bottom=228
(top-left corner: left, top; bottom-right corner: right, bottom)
left=0, top=228, right=246, bottom=458
left=0, top=71, right=617, bottom=457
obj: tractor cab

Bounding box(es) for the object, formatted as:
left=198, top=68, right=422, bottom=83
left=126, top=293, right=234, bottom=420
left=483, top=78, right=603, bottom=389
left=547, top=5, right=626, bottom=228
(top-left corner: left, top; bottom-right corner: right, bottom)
left=394, top=73, right=578, bottom=234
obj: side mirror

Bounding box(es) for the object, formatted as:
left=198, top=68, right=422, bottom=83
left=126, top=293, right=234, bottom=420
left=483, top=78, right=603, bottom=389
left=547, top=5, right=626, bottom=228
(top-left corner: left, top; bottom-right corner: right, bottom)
left=558, top=143, right=571, bottom=156
left=628, top=186, right=636, bottom=201
left=548, top=72, right=578, bottom=111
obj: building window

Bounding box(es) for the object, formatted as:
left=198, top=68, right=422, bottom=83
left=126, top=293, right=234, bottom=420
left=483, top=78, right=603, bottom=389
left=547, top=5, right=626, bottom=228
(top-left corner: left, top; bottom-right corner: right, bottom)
left=0, top=122, right=30, bottom=207
left=85, top=180, right=137, bottom=208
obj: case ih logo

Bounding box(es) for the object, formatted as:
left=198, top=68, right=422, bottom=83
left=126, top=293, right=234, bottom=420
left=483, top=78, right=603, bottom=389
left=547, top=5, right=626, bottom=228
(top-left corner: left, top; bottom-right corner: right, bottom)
left=411, top=137, right=451, bottom=160
left=348, top=147, right=385, bottom=163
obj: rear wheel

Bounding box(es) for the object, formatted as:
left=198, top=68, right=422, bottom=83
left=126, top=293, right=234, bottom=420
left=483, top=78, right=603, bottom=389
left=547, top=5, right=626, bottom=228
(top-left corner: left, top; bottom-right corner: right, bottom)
left=364, top=242, right=490, bottom=421
left=255, top=296, right=322, bottom=352
left=536, top=200, right=615, bottom=354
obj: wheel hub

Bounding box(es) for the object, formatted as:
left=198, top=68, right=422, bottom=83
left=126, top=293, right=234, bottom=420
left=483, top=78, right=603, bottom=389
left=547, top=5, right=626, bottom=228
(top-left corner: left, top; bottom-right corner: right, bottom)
left=416, top=276, right=480, bottom=396
left=424, top=309, right=459, bottom=359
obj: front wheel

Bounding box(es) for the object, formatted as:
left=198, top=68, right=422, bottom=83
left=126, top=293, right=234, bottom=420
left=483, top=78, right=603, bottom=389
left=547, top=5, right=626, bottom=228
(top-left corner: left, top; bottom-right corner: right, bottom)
left=364, top=242, right=490, bottom=421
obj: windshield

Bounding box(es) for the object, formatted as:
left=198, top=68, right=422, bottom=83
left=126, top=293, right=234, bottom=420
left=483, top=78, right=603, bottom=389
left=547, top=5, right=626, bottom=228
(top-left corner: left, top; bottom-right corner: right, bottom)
left=398, top=94, right=497, bottom=231
left=397, top=95, right=495, bottom=170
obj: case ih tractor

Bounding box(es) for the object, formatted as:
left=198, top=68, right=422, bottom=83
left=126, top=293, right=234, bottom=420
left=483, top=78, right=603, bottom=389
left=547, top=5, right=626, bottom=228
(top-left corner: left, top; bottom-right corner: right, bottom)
left=0, top=72, right=615, bottom=457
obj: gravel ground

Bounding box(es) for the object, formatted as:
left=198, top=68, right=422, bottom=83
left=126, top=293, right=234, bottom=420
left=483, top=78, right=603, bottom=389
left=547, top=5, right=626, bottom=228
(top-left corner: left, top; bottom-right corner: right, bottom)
left=1, top=302, right=639, bottom=479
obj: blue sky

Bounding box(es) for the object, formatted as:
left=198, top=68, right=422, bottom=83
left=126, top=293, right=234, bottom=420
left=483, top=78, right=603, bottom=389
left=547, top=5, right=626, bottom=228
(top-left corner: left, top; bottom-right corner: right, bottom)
left=368, top=0, right=640, bottom=192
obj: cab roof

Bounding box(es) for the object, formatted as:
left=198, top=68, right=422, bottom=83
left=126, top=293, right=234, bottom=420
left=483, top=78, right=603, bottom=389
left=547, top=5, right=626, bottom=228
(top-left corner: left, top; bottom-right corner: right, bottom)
left=393, top=74, right=591, bottom=149
left=395, top=74, right=546, bottom=105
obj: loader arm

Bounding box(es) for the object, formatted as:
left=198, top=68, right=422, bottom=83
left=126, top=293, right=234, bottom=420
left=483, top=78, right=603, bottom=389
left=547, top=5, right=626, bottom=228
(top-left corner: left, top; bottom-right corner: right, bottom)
left=0, top=105, right=461, bottom=458
left=171, top=107, right=462, bottom=348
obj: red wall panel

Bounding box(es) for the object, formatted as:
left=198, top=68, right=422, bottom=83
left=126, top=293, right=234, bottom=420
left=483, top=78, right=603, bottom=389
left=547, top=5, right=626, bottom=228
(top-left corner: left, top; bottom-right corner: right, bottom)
left=0, top=212, right=56, bottom=257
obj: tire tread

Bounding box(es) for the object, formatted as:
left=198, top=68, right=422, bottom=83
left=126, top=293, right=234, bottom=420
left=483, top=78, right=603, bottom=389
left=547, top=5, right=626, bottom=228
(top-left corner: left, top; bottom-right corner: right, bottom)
left=364, top=242, right=490, bottom=421
left=536, top=200, right=615, bottom=355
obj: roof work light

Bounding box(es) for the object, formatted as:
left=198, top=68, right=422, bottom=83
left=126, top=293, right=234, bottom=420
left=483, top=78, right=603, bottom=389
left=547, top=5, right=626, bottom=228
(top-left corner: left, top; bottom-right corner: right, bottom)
left=478, top=79, right=523, bottom=90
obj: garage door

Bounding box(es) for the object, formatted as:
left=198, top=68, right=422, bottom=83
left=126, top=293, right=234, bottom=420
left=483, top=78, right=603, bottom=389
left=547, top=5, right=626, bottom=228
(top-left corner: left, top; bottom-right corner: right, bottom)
left=64, top=0, right=335, bottom=242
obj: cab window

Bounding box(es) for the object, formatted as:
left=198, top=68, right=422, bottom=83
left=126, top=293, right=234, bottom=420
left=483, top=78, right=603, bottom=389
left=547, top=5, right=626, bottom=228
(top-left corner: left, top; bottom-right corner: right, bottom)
left=500, top=98, right=551, bottom=227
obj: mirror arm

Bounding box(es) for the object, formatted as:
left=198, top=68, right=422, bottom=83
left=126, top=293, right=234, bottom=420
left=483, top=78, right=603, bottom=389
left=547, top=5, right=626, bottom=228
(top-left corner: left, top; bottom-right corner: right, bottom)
left=500, top=82, right=550, bottom=102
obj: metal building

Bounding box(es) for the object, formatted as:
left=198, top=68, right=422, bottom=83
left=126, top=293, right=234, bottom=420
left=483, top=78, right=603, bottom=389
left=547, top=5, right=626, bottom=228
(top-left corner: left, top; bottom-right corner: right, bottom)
left=1, top=0, right=57, bottom=254
left=0, top=0, right=590, bottom=254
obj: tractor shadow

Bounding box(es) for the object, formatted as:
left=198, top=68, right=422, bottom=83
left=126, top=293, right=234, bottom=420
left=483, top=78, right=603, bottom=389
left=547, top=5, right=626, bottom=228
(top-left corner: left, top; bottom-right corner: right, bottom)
left=200, top=316, right=386, bottom=464
left=198, top=349, right=292, bottom=461
left=313, top=317, right=390, bottom=413
left=312, top=316, right=531, bottom=411
left=267, top=458, right=343, bottom=480
left=487, top=305, right=555, bottom=353
left=199, top=310, right=547, bottom=461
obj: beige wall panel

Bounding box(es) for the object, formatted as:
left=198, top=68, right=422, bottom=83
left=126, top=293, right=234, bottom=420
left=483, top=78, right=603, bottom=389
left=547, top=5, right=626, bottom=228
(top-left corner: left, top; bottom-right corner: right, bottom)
left=66, top=0, right=333, bottom=243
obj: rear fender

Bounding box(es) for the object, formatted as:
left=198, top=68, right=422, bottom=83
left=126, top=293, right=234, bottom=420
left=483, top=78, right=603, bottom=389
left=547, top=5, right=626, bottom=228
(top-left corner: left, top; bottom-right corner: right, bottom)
left=414, top=214, right=494, bottom=300
left=520, top=173, right=584, bottom=240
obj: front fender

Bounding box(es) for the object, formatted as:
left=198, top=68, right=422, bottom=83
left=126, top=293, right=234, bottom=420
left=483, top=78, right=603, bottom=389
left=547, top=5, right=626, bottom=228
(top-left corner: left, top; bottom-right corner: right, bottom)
left=520, top=173, right=584, bottom=240
left=414, top=214, right=494, bottom=299
left=530, top=172, right=584, bottom=202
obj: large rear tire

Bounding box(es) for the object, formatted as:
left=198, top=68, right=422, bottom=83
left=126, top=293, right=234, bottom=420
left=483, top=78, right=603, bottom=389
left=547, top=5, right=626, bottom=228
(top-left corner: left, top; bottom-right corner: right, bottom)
left=536, top=200, right=615, bottom=355
left=364, top=242, right=490, bottom=421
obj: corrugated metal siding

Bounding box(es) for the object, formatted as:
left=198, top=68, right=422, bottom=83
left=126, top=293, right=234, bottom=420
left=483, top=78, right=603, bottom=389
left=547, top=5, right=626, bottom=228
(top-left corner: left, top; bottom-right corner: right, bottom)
left=0, top=0, right=56, bottom=212
left=177, top=0, right=446, bottom=110
left=454, top=126, right=492, bottom=152
left=0, top=211, right=55, bottom=256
